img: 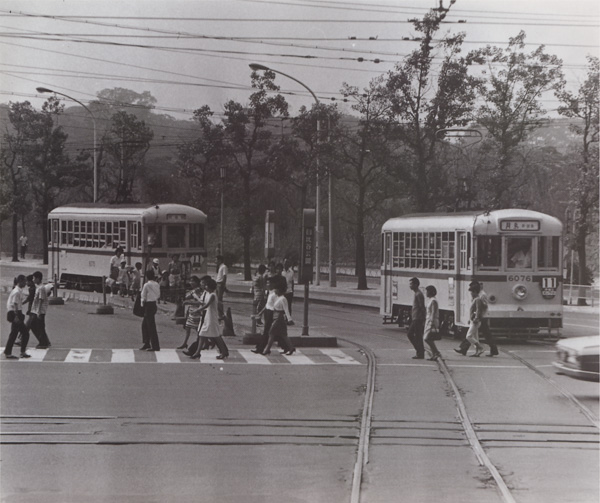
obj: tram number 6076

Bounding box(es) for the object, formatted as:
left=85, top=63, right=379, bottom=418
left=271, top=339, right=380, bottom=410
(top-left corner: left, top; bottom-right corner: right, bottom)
left=508, top=275, right=532, bottom=282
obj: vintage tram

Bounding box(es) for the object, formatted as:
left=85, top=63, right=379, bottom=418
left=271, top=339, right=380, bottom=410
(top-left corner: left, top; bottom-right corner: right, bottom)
left=48, top=203, right=207, bottom=290
left=381, top=209, right=563, bottom=338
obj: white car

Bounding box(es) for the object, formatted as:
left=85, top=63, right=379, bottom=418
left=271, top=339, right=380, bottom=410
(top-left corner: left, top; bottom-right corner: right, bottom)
left=553, top=336, right=600, bottom=382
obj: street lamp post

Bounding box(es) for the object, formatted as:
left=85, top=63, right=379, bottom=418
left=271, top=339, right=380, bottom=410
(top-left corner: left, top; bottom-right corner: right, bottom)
left=36, top=87, right=98, bottom=203
left=249, top=64, right=337, bottom=287
left=220, top=166, right=226, bottom=254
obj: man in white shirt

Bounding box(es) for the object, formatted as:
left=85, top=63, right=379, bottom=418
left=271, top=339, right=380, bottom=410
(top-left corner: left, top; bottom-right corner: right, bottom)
left=215, top=255, right=228, bottom=320
left=4, top=275, right=31, bottom=359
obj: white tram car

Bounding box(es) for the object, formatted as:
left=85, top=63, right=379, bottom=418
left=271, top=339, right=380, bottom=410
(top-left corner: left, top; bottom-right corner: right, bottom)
left=381, top=209, right=563, bottom=337
left=48, top=203, right=207, bottom=290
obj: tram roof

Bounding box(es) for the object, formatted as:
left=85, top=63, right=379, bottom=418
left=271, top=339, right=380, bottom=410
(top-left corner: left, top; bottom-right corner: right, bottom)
left=382, top=209, right=562, bottom=234
left=49, top=203, right=207, bottom=221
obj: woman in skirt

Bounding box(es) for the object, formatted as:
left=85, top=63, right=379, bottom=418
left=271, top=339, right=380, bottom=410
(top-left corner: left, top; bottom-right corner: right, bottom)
left=262, top=275, right=295, bottom=356
left=190, top=278, right=229, bottom=360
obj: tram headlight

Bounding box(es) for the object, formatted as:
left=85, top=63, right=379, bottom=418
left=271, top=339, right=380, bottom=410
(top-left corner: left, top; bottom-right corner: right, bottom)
left=512, top=284, right=528, bottom=301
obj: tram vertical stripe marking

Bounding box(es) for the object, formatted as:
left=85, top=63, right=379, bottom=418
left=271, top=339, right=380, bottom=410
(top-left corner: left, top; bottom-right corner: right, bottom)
left=111, top=349, right=135, bottom=363
left=236, top=349, right=272, bottom=364
left=320, top=348, right=361, bottom=365
left=154, top=350, right=181, bottom=363
left=64, top=349, right=92, bottom=363
left=283, top=351, right=315, bottom=365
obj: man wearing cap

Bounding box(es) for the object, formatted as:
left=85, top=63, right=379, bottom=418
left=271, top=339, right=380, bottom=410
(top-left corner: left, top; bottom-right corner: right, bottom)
left=4, top=275, right=31, bottom=359
left=407, top=277, right=426, bottom=359
left=148, top=258, right=161, bottom=279
left=454, top=281, right=498, bottom=357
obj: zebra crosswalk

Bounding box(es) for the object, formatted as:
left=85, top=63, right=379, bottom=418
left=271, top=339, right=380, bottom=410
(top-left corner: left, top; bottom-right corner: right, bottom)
left=1, top=347, right=365, bottom=366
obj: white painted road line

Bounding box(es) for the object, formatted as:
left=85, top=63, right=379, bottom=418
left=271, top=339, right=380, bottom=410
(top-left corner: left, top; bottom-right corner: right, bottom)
left=237, top=349, right=271, bottom=364
left=64, top=349, right=92, bottom=363
left=111, top=349, right=135, bottom=363
left=283, top=350, right=315, bottom=365
left=24, top=348, right=48, bottom=362
left=320, top=348, right=361, bottom=365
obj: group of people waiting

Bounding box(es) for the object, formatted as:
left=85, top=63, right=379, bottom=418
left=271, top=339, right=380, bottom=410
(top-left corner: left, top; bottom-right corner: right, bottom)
left=406, top=277, right=498, bottom=361
left=4, top=272, right=53, bottom=359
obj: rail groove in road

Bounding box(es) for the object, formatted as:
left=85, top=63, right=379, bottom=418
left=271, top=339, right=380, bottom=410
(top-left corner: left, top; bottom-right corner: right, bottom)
left=0, top=347, right=365, bottom=365
left=501, top=347, right=600, bottom=429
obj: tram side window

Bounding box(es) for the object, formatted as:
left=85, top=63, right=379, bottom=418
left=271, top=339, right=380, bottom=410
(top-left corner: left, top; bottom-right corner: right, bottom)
left=538, top=236, right=559, bottom=269
left=147, top=225, right=162, bottom=248
left=507, top=237, right=532, bottom=269
left=477, top=236, right=501, bottom=269
left=189, top=223, right=205, bottom=248
left=166, top=225, right=186, bottom=248
left=441, top=232, right=455, bottom=270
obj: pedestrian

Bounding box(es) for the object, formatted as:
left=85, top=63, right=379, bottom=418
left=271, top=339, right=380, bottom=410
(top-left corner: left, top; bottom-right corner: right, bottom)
left=130, top=262, right=142, bottom=301
left=407, top=277, right=426, bottom=359
left=29, top=271, right=52, bottom=349
left=465, top=282, right=487, bottom=357
left=423, top=285, right=441, bottom=361
left=19, top=234, right=28, bottom=259
left=252, top=277, right=277, bottom=354
left=251, top=264, right=267, bottom=325
left=139, top=268, right=161, bottom=352
left=4, top=274, right=31, bottom=359
left=159, top=270, right=170, bottom=304
left=262, top=275, right=295, bottom=356
left=454, top=281, right=498, bottom=357
left=168, top=253, right=182, bottom=293
left=282, top=259, right=295, bottom=315
left=148, top=257, right=161, bottom=279
left=16, top=274, right=36, bottom=347
left=189, top=278, right=229, bottom=360
left=109, top=246, right=124, bottom=282
left=177, top=275, right=203, bottom=350
left=215, top=254, right=228, bottom=321
left=117, top=259, right=130, bottom=297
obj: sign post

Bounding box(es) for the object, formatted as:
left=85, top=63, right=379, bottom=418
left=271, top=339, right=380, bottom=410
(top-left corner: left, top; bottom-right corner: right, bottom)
left=299, top=209, right=315, bottom=336
left=265, top=210, right=275, bottom=259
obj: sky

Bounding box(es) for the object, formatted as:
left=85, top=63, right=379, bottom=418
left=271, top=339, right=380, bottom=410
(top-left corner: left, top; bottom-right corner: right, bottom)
left=1, top=0, right=598, bottom=124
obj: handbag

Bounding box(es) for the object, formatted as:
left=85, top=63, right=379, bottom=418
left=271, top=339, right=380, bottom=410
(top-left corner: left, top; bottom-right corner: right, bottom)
left=133, top=292, right=145, bottom=317
left=7, top=311, right=15, bottom=323
left=429, top=328, right=442, bottom=341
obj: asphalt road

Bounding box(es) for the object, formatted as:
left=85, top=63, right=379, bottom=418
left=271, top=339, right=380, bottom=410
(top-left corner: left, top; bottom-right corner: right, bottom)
left=1, top=259, right=598, bottom=503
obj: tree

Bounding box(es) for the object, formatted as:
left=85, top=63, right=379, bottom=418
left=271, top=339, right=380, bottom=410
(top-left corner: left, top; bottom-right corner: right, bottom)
left=469, top=31, right=564, bottom=207
left=556, top=56, right=599, bottom=293
left=379, top=4, right=480, bottom=211
left=222, top=69, right=288, bottom=279
left=335, top=83, right=398, bottom=289
left=104, top=111, right=154, bottom=203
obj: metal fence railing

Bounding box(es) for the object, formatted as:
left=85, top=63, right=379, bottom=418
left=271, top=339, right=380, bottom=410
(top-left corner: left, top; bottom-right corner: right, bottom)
left=564, top=284, right=599, bottom=307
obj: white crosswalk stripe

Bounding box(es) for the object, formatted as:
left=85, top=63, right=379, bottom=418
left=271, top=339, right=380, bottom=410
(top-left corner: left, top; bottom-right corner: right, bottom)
left=65, top=349, right=92, bottom=363
left=1, top=347, right=365, bottom=365
left=111, top=349, right=135, bottom=363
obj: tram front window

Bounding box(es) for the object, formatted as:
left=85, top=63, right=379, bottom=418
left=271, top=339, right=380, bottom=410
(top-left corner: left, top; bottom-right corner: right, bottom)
left=507, top=237, right=532, bottom=269
left=166, top=225, right=186, bottom=248
left=477, top=236, right=501, bottom=269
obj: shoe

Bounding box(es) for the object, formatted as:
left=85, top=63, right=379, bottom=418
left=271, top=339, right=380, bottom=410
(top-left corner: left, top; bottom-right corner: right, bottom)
left=284, top=349, right=296, bottom=356
left=20, top=353, right=31, bottom=358
left=486, top=353, right=496, bottom=357
left=4, top=354, right=18, bottom=360
left=146, top=348, right=159, bottom=352
left=427, top=354, right=440, bottom=361
left=216, top=354, right=227, bottom=360
left=36, top=345, right=48, bottom=349
left=470, top=348, right=484, bottom=357
left=412, top=355, right=424, bottom=360
left=251, top=349, right=261, bottom=354
left=256, top=320, right=263, bottom=326
left=177, top=344, right=188, bottom=350
left=182, top=350, right=192, bottom=356
left=139, top=345, right=150, bottom=351
left=453, top=348, right=467, bottom=356
left=262, top=350, right=271, bottom=356
left=190, top=353, right=201, bottom=359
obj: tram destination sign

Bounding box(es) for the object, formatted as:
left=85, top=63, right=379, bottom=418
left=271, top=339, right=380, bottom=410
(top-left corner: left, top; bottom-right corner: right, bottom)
left=499, top=220, right=540, bottom=231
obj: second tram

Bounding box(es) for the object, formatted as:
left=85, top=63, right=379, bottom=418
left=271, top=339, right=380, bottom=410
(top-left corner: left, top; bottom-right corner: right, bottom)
left=381, top=209, right=563, bottom=338
left=48, top=203, right=207, bottom=290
